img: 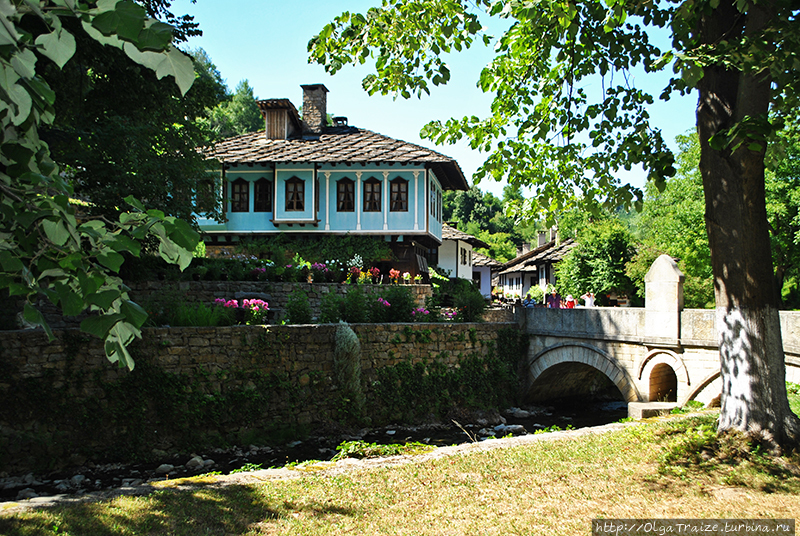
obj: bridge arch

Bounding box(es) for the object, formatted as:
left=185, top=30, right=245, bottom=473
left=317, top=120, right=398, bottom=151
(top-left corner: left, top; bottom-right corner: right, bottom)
left=637, top=349, right=690, bottom=403
left=526, top=343, right=642, bottom=403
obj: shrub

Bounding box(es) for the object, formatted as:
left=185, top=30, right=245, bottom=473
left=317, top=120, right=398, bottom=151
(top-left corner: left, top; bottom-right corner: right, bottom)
left=370, top=295, right=393, bottom=323
left=318, top=291, right=344, bottom=323
left=285, top=289, right=313, bottom=324
left=160, top=301, right=236, bottom=327
left=526, top=285, right=545, bottom=304
left=342, top=285, right=370, bottom=323
left=380, top=285, right=415, bottom=323
left=334, top=323, right=365, bottom=422
left=453, top=282, right=487, bottom=322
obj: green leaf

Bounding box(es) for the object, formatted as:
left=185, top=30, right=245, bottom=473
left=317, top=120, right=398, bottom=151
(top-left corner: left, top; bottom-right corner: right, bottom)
left=54, top=283, right=85, bottom=316
left=11, top=48, right=37, bottom=79
left=680, top=62, right=704, bottom=88
left=106, top=233, right=141, bottom=255
left=8, top=283, right=30, bottom=297
left=136, top=20, right=173, bottom=51
left=158, top=238, right=192, bottom=271
left=97, top=249, right=125, bottom=272
left=0, top=13, right=22, bottom=46
left=23, top=303, right=54, bottom=340
left=80, top=312, right=125, bottom=339
left=81, top=19, right=124, bottom=49
left=124, top=195, right=145, bottom=211
left=123, top=43, right=195, bottom=95
left=0, top=66, right=33, bottom=125
left=78, top=271, right=101, bottom=296
left=35, top=27, right=77, bottom=68
left=104, top=337, right=135, bottom=370
left=59, top=252, right=85, bottom=270
left=87, top=289, right=121, bottom=309
left=120, top=299, right=148, bottom=328
left=42, top=218, right=70, bottom=246
left=164, top=217, right=200, bottom=251
left=0, top=250, right=24, bottom=272
left=91, top=1, right=146, bottom=41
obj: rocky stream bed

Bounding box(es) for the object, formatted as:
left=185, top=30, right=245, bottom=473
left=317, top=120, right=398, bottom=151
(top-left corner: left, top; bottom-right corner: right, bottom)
left=1, top=401, right=628, bottom=505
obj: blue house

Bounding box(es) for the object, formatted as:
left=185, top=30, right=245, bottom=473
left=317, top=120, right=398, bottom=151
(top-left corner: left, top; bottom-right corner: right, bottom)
left=198, top=84, right=469, bottom=276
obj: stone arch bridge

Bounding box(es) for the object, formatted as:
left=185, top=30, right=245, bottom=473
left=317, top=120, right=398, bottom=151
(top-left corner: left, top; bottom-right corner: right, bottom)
left=515, top=256, right=800, bottom=414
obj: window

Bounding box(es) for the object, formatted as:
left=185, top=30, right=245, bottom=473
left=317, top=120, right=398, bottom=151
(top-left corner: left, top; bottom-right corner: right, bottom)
left=337, top=178, right=355, bottom=212
left=363, top=177, right=381, bottom=212
left=231, top=178, right=249, bottom=212
left=430, top=183, right=436, bottom=217
left=461, top=247, right=467, bottom=265
left=285, top=177, right=304, bottom=211
left=390, top=178, right=408, bottom=212
left=427, top=247, right=439, bottom=267
left=254, top=178, right=272, bottom=212
left=195, top=178, right=216, bottom=212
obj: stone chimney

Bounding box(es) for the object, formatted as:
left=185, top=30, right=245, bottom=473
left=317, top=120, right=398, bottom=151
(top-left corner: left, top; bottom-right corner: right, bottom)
left=516, top=243, right=531, bottom=257
left=538, top=231, right=548, bottom=247
left=301, top=84, right=329, bottom=134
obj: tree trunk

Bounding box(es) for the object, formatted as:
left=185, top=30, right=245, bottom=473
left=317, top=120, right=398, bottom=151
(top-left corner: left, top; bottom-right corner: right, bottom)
left=697, top=0, right=800, bottom=451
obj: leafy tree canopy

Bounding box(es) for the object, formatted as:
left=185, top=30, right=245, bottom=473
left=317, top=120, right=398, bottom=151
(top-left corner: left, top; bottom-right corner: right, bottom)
left=38, top=18, right=227, bottom=224
left=201, top=78, right=263, bottom=139
left=626, top=132, right=714, bottom=308
left=555, top=215, right=637, bottom=304
left=309, top=0, right=800, bottom=448
left=1, top=1, right=199, bottom=370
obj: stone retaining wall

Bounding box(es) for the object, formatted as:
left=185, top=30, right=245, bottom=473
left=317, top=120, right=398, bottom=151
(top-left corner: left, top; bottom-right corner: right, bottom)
left=0, top=322, right=517, bottom=474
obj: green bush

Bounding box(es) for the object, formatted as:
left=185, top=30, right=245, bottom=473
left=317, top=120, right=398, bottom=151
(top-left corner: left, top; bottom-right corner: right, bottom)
left=453, top=282, right=487, bottom=322
left=526, top=285, right=545, bottom=304
left=144, top=290, right=236, bottom=327
left=236, top=234, right=393, bottom=269
left=342, top=285, right=370, bottom=323
left=285, top=289, right=313, bottom=324
left=318, top=292, right=344, bottom=324
left=334, top=323, right=365, bottom=422
left=380, top=286, right=415, bottom=323
left=168, top=302, right=236, bottom=327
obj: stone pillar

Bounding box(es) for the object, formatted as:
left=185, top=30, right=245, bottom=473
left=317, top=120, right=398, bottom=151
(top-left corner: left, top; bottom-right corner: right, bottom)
left=645, top=254, right=685, bottom=342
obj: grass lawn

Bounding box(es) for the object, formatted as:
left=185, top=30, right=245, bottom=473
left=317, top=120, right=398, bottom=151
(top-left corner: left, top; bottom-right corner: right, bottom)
left=1, top=388, right=799, bottom=536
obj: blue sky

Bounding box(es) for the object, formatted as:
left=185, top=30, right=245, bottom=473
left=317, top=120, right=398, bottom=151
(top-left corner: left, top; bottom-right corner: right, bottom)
left=171, top=0, right=697, bottom=198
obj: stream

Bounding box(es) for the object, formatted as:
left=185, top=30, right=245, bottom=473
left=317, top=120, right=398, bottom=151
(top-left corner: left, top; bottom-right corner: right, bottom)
left=0, top=400, right=628, bottom=503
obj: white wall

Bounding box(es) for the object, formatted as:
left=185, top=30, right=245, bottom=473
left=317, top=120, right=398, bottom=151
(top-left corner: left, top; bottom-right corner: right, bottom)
left=474, top=266, right=492, bottom=298
left=439, top=240, right=473, bottom=280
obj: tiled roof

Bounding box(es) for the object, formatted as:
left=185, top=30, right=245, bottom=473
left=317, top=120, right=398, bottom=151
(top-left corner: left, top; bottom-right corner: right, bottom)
left=206, top=127, right=469, bottom=191
left=441, top=223, right=490, bottom=249
left=472, top=250, right=502, bottom=268
left=499, top=238, right=577, bottom=275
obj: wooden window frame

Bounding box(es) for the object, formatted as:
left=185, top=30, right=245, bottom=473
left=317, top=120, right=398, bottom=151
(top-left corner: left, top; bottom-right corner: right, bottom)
left=231, top=178, right=249, bottom=213
left=363, top=177, right=381, bottom=212
left=285, top=177, right=305, bottom=212
left=254, top=177, right=273, bottom=212
left=390, top=177, right=408, bottom=212
left=337, top=178, right=355, bottom=212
